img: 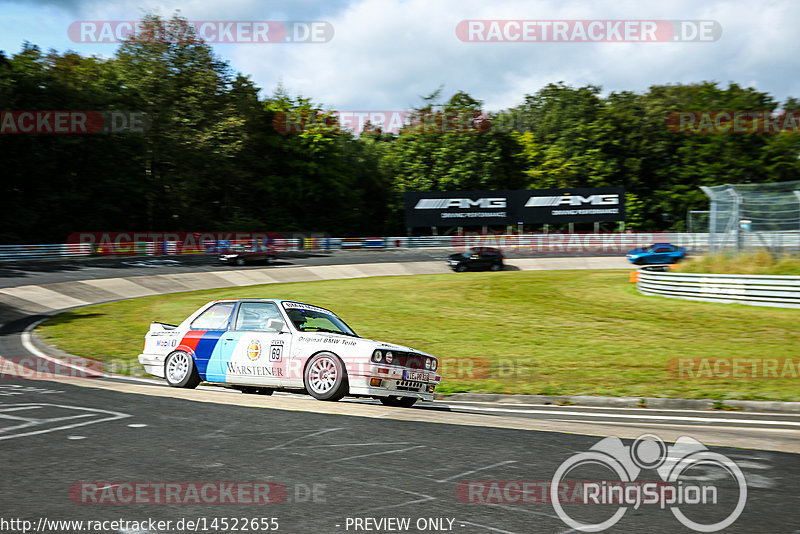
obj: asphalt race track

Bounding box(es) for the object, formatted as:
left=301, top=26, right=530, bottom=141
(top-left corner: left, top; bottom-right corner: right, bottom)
left=0, top=254, right=799, bottom=533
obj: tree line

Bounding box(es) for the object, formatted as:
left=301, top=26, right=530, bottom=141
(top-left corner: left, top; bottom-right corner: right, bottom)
left=1, top=14, right=799, bottom=244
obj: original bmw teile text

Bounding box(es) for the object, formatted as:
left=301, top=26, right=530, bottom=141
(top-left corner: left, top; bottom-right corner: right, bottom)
left=138, top=299, right=441, bottom=407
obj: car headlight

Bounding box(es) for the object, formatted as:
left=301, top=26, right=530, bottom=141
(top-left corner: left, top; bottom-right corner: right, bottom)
left=425, top=358, right=431, bottom=370
left=372, top=350, right=383, bottom=363
left=430, top=358, right=438, bottom=371
left=384, top=351, right=393, bottom=364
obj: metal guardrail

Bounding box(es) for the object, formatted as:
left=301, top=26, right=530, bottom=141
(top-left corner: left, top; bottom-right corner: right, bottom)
left=0, top=233, right=710, bottom=262
left=637, top=270, right=800, bottom=309
left=0, top=243, right=92, bottom=261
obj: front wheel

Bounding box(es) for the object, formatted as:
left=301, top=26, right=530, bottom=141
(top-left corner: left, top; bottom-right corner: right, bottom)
left=379, top=396, right=418, bottom=408
left=304, top=352, right=349, bottom=401
left=455, top=264, right=467, bottom=273
left=164, top=351, right=201, bottom=389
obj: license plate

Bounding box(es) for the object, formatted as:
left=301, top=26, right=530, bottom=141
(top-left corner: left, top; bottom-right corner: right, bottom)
left=403, top=370, right=429, bottom=381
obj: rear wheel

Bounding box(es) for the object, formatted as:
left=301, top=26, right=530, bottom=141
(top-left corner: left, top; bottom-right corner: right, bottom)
left=164, top=351, right=201, bottom=389
left=304, top=352, right=348, bottom=401
left=379, top=396, right=418, bottom=408
left=490, top=262, right=502, bottom=271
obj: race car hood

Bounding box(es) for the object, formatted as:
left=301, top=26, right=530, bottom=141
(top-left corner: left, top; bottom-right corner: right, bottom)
left=627, top=247, right=645, bottom=255
left=298, top=331, right=434, bottom=357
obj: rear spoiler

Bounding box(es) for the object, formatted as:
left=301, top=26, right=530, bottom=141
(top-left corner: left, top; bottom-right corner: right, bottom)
left=149, top=321, right=178, bottom=331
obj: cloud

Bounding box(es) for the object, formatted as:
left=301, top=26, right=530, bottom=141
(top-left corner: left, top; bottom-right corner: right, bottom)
left=228, top=0, right=800, bottom=112
left=1, top=0, right=799, bottom=111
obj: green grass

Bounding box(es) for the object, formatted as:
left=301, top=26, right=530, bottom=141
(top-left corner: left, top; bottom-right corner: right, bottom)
left=675, top=250, right=800, bottom=275
left=37, top=270, right=800, bottom=401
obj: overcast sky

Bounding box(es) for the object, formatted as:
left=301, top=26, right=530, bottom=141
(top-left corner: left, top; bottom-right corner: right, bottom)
left=1, top=0, right=798, bottom=112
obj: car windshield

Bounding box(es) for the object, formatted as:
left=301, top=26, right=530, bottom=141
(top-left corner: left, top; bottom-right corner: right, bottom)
left=282, top=302, right=358, bottom=336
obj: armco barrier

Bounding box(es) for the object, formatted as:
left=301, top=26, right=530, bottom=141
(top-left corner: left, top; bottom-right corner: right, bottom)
left=637, top=270, right=800, bottom=309
left=0, top=232, right=715, bottom=261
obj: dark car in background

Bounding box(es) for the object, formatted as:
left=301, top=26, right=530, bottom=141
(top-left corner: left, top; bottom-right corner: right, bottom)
left=447, top=247, right=504, bottom=272
left=219, top=243, right=277, bottom=266
left=627, top=243, right=687, bottom=265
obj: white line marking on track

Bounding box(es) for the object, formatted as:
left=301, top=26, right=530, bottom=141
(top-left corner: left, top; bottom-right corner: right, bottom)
left=459, top=521, right=519, bottom=534
left=0, top=405, right=43, bottom=413
left=264, top=427, right=344, bottom=450
left=0, top=403, right=130, bottom=441
left=290, top=442, right=413, bottom=449
left=443, top=405, right=800, bottom=427
left=329, top=445, right=426, bottom=463
left=442, top=400, right=800, bottom=417
left=436, top=460, right=517, bottom=483
left=331, top=477, right=435, bottom=515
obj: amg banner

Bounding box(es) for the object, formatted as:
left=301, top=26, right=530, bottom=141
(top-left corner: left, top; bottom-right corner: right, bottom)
left=404, top=187, right=625, bottom=227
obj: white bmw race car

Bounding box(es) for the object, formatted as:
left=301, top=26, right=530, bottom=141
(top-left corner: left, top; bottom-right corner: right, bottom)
left=138, top=299, right=441, bottom=407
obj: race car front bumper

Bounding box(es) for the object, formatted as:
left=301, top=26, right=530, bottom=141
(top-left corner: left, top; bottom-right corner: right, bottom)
left=348, top=364, right=441, bottom=401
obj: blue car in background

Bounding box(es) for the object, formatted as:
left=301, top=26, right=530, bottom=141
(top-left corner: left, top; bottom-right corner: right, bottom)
left=627, top=243, right=687, bottom=265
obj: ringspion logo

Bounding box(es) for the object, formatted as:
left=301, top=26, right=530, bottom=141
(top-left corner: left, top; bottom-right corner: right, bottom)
left=551, top=434, right=746, bottom=532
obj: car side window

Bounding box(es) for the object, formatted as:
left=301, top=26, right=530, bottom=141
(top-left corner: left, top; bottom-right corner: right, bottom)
left=654, top=247, right=670, bottom=253
left=191, top=302, right=235, bottom=331
left=234, top=302, right=283, bottom=331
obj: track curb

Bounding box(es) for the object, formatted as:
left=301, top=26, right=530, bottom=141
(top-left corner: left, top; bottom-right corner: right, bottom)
left=436, top=392, right=800, bottom=413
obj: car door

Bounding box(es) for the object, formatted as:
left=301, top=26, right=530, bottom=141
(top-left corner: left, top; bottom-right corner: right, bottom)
left=651, top=245, right=673, bottom=263
left=206, top=301, right=291, bottom=387
left=469, top=251, right=487, bottom=270
left=184, top=301, right=236, bottom=380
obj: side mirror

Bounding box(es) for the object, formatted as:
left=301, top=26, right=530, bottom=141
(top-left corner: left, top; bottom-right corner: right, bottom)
left=267, top=318, right=287, bottom=332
